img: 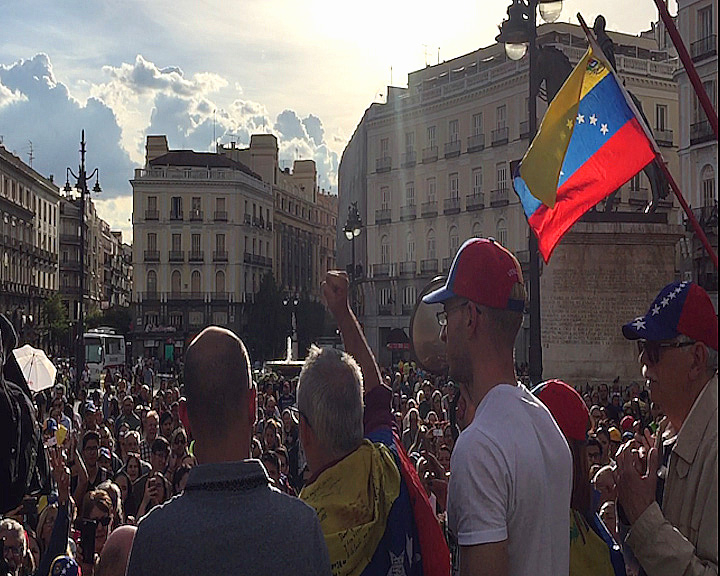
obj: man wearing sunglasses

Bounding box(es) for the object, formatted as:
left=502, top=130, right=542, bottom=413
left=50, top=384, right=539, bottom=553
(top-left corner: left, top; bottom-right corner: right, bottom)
left=617, top=280, right=718, bottom=576
left=422, top=237, right=572, bottom=576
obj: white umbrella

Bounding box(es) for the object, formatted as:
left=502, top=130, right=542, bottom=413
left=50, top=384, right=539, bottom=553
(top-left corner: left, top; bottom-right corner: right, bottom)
left=13, top=345, right=57, bottom=393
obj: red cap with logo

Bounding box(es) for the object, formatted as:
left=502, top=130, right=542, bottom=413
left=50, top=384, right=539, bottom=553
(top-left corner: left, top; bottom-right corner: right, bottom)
left=533, top=379, right=590, bottom=441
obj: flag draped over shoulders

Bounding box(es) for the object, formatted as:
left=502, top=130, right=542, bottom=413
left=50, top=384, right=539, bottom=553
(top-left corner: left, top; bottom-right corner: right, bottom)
left=513, top=45, right=655, bottom=261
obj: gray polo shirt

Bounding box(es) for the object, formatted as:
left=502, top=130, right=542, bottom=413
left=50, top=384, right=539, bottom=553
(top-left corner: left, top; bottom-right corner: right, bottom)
left=127, top=459, right=331, bottom=576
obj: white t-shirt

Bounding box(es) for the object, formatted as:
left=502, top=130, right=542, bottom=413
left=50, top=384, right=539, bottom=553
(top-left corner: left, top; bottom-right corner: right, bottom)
left=447, top=383, right=572, bottom=576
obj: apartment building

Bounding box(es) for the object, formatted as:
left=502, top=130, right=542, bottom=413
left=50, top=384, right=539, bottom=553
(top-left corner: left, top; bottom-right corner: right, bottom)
left=339, top=22, right=681, bottom=365
left=675, top=0, right=718, bottom=303
left=0, top=144, right=60, bottom=345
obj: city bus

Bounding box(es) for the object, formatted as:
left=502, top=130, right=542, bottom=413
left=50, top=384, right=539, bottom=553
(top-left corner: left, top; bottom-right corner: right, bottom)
left=84, top=327, right=126, bottom=385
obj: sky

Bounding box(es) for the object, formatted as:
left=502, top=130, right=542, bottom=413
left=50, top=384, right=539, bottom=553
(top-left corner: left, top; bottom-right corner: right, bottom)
left=0, top=0, right=666, bottom=242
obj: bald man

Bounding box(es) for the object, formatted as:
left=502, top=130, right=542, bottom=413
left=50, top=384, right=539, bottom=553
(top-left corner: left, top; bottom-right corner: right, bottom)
left=127, top=327, right=330, bottom=576
left=96, top=525, right=136, bottom=576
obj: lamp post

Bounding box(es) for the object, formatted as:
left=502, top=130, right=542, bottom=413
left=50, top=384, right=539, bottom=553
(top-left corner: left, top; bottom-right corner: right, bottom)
left=496, top=0, right=562, bottom=386
left=343, top=202, right=363, bottom=311
left=283, top=296, right=299, bottom=361
left=64, top=130, right=101, bottom=392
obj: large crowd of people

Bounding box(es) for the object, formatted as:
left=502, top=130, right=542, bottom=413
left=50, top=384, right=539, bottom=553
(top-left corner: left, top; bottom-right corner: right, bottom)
left=1, top=239, right=717, bottom=576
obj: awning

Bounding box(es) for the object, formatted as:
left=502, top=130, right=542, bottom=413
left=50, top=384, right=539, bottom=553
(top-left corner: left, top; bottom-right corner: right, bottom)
left=386, top=328, right=410, bottom=350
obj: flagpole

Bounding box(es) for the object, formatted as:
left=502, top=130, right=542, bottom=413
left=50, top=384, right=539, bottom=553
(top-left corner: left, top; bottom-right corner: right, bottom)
left=651, top=0, right=718, bottom=139
left=578, top=13, right=718, bottom=271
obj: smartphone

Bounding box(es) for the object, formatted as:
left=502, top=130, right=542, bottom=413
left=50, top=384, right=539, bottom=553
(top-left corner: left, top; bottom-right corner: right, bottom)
left=78, top=519, right=97, bottom=558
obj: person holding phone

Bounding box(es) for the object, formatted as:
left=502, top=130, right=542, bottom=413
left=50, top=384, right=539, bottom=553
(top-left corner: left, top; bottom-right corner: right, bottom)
left=76, top=490, right=114, bottom=573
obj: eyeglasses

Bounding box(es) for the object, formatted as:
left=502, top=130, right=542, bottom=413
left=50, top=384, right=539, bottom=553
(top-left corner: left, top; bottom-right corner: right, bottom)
left=436, top=300, right=471, bottom=327
left=636, top=340, right=695, bottom=365
left=95, top=515, right=112, bottom=527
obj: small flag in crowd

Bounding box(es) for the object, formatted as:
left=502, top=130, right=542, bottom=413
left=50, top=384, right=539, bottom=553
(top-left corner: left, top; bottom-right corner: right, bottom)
left=513, top=43, right=656, bottom=262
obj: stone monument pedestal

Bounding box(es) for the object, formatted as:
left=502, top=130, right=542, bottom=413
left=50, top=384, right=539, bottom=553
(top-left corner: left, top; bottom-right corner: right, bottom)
left=539, top=214, right=684, bottom=388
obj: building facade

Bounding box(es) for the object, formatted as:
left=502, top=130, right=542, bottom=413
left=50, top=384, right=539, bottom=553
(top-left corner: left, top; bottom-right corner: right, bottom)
left=0, top=144, right=60, bottom=345
left=339, top=22, right=681, bottom=367
left=675, top=0, right=718, bottom=305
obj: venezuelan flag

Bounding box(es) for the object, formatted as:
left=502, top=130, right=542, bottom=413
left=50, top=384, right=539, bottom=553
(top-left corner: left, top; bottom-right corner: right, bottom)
left=513, top=46, right=655, bottom=262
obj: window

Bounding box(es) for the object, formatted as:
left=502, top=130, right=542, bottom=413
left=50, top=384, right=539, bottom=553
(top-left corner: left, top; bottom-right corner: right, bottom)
left=379, top=287, right=392, bottom=306
left=702, top=165, right=716, bottom=206
left=655, top=105, right=668, bottom=131
left=449, top=173, right=459, bottom=199
left=472, top=168, right=483, bottom=196
left=171, top=270, right=182, bottom=295
left=191, top=270, right=201, bottom=293
left=381, top=235, right=391, bottom=264
left=146, top=270, right=157, bottom=294
left=403, top=285, right=417, bottom=307
left=216, top=197, right=225, bottom=212
left=473, top=113, right=483, bottom=136
left=191, top=234, right=201, bottom=253
left=171, top=196, right=183, bottom=218
left=496, top=105, right=506, bottom=129
left=405, top=131, right=415, bottom=152
left=405, top=181, right=415, bottom=206
left=698, top=6, right=713, bottom=41
left=191, top=196, right=201, bottom=212
left=449, top=226, right=459, bottom=256
left=427, top=178, right=436, bottom=202
left=171, top=233, right=182, bottom=251
left=472, top=222, right=483, bottom=238
left=216, top=233, right=225, bottom=252
left=496, top=219, right=507, bottom=247
left=380, top=137, right=390, bottom=157
left=427, top=229, right=436, bottom=259
left=381, top=186, right=391, bottom=210
left=427, top=126, right=436, bottom=149
left=406, top=233, right=415, bottom=262
left=148, top=196, right=157, bottom=211
left=449, top=119, right=459, bottom=142
left=496, top=163, right=508, bottom=190
left=147, top=233, right=157, bottom=251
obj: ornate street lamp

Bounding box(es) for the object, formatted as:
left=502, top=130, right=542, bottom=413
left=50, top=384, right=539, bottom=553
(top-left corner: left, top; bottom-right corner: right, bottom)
left=343, top=202, right=363, bottom=311
left=64, top=130, right=101, bottom=392
left=283, top=296, right=299, bottom=361
left=496, top=0, right=563, bottom=385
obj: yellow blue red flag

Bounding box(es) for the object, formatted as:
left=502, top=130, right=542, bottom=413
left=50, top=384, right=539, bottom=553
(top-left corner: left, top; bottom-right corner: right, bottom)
left=513, top=44, right=656, bottom=261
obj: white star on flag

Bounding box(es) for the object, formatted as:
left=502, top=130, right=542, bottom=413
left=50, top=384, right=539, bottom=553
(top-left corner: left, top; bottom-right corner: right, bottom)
left=651, top=305, right=661, bottom=316
left=577, top=114, right=585, bottom=123
left=632, top=318, right=646, bottom=330
left=560, top=171, right=565, bottom=177
left=668, top=291, right=677, bottom=300
left=600, top=124, right=609, bottom=135
left=589, top=114, right=597, bottom=125
left=661, top=297, right=670, bottom=307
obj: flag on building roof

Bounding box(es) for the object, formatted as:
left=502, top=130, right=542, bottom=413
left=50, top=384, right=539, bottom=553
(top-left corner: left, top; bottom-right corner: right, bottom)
left=513, top=42, right=656, bottom=262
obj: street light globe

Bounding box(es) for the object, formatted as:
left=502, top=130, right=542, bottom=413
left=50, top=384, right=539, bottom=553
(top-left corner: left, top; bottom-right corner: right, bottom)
left=353, top=227, right=362, bottom=237
left=505, top=42, right=528, bottom=60
left=344, top=228, right=354, bottom=240
left=539, top=0, right=563, bottom=23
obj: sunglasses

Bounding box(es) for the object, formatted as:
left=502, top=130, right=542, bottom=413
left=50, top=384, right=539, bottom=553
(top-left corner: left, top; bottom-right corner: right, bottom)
left=636, top=340, right=695, bottom=365
left=436, top=300, right=470, bottom=327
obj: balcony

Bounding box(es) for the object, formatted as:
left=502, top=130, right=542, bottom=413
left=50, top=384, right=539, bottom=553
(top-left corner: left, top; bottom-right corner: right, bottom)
left=211, top=292, right=229, bottom=301
left=189, top=209, right=204, bottom=222
left=213, top=211, right=228, bottom=222
left=491, top=127, right=509, bottom=146
left=690, top=121, right=714, bottom=145
left=401, top=304, right=414, bottom=316
left=420, top=259, right=439, bottom=275
left=243, top=214, right=252, bottom=226
left=401, top=150, right=417, bottom=168
left=213, top=250, right=228, bottom=262
left=375, top=208, right=392, bottom=225
left=442, top=257, right=453, bottom=272
left=653, top=128, right=674, bottom=147
left=378, top=304, right=393, bottom=316
left=490, top=188, right=509, bottom=207
left=399, top=261, right=416, bottom=276
left=169, top=250, right=185, bottom=262
left=467, top=133, right=485, bottom=152
left=520, top=120, right=530, bottom=139
left=466, top=193, right=485, bottom=211
left=60, top=260, right=81, bottom=272
left=141, top=291, right=159, bottom=301
left=516, top=250, right=530, bottom=265
left=376, top=156, right=392, bottom=173
left=400, top=204, right=417, bottom=221
left=144, top=250, right=160, bottom=262
left=422, top=146, right=438, bottom=163
left=169, top=211, right=183, bottom=221
left=444, top=197, right=461, bottom=214
left=372, top=263, right=391, bottom=277
left=690, top=34, right=717, bottom=62
left=420, top=201, right=438, bottom=218
left=145, top=210, right=159, bottom=220
left=59, top=234, right=80, bottom=245
left=444, top=140, right=461, bottom=158
left=188, top=251, right=204, bottom=262
left=628, top=187, right=649, bottom=206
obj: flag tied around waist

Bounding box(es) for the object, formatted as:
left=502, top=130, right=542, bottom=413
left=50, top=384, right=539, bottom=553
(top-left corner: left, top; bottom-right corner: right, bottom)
left=513, top=45, right=655, bottom=262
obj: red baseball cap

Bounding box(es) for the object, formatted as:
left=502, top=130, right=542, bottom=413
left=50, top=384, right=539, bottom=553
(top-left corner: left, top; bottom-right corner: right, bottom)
left=422, top=238, right=524, bottom=310
left=533, top=379, right=590, bottom=441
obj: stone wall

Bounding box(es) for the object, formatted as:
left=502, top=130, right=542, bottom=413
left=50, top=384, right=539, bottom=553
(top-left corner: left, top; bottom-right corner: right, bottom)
left=540, top=217, right=683, bottom=387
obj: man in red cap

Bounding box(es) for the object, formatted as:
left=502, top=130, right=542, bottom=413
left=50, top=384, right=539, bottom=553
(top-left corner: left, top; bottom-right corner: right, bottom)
left=617, top=280, right=718, bottom=575
left=422, top=237, right=572, bottom=576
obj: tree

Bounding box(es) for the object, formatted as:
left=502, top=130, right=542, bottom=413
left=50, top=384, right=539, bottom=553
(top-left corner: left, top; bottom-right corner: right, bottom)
left=42, top=294, right=69, bottom=354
